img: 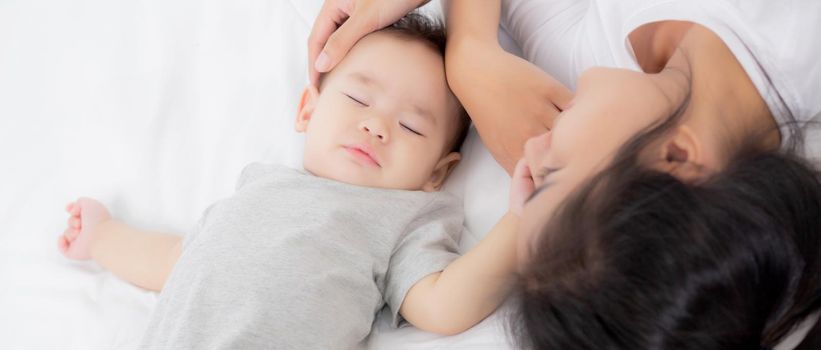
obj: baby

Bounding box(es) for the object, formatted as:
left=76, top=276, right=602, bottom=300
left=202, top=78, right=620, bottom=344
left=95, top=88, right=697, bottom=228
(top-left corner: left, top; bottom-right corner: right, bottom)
left=58, top=14, right=522, bottom=349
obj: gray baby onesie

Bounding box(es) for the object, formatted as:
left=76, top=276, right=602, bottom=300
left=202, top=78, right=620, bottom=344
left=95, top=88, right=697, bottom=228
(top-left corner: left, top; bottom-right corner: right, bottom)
left=139, top=163, right=463, bottom=349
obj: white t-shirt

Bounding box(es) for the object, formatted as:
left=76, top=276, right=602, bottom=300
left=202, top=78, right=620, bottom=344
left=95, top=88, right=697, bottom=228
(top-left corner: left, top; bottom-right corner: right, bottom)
left=500, top=0, right=821, bottom=160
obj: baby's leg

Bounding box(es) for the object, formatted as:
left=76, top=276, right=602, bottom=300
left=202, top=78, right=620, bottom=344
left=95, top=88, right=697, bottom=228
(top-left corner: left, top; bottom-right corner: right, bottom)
left=58, top=197, right=182, bottom=292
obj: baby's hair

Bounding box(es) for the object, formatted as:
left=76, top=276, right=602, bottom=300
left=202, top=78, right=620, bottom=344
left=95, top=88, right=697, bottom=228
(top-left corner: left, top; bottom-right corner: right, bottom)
left=388, top=13, right=470, bottom=153
left=318, top=13, right=470, bottom=153
left=386, top=13, right=469, bottom=153
left=511, top=118, right=821, bottom=348
left=384, top=12, right=447, bottom=55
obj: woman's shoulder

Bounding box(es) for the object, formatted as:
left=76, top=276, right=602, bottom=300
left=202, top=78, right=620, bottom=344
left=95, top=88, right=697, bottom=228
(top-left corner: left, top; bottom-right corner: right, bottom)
left=621, top=0, right=821, bottom=122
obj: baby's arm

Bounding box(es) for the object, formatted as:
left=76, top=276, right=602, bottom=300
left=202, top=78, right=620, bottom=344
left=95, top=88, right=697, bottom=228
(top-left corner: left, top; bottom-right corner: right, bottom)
left=400, top=160, right=535, bottom=335
left=58, top=197, right=182, bottom=292
left=399, top=212, right=518, bottom=335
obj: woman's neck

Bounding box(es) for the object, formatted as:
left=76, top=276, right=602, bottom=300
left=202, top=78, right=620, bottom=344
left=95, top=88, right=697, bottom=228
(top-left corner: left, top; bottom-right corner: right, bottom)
left=630, top=21, right=694, bottom=74
left=632, top=21, right=780, bottom=156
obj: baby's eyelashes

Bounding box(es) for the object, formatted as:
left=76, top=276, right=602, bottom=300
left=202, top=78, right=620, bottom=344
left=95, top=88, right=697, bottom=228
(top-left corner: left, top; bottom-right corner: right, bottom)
left=344, top=93, right=369, bottom=107
left=400, top=122, right=423, bottom=136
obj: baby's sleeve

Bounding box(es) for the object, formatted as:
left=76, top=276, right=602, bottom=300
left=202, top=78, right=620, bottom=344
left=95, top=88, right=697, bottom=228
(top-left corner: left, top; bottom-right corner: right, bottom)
left=383, top=196, right=465, bottom=327
left=181, top=202, right=218, bottom=251
left=234, top=162, right=269, bottom=190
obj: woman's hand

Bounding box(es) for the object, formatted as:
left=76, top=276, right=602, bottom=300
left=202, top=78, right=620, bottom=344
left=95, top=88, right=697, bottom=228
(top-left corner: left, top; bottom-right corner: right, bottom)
left=472, top=67, right=572, bottom=174
left=446, top=38, right=573, bottom=174
left=308, top=0, right=429, bottom=85
left=509, top=159, right=536, bottom=216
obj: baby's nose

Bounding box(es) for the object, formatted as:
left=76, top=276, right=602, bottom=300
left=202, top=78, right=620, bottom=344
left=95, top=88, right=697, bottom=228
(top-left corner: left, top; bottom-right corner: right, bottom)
left=359, top=119, right=389, bottom=142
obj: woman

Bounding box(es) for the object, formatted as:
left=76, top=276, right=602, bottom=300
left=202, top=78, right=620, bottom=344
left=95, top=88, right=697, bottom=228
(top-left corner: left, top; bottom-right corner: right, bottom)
left=308, top=0, right=821, bottom=348
left=442, top=3, right=821, bottom=347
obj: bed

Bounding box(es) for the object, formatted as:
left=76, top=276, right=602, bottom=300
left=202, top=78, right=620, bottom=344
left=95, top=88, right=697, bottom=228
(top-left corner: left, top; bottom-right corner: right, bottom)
left=0, top=0, right=516, bottom=348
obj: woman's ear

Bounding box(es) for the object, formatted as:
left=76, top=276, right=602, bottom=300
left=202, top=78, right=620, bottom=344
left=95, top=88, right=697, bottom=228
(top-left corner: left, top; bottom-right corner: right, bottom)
left=295, top=85, right=320, bottom=133
left=422, top=152, right=461, bottom=192
left=652, top=125, right=711, bottom=182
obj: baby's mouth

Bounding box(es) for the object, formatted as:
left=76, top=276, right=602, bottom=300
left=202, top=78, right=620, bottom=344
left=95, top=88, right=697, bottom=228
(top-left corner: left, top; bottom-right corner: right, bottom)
left=344, top=145, right=381, bottom=168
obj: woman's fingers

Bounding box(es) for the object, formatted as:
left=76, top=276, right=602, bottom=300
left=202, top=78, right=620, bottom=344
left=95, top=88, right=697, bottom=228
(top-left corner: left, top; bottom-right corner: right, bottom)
left=308, top=1, right=352, bottom=85
left=316, top=11, right=373, bottom=73
left=307, top=0, right=429, bottom=85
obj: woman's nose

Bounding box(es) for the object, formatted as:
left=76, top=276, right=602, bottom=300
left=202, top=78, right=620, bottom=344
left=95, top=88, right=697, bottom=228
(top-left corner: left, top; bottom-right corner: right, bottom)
left=524, top=130, right=552, bottom=157
left=359, top=118, right=389, bottom=143
left=523, top=130, right=552, bottom=169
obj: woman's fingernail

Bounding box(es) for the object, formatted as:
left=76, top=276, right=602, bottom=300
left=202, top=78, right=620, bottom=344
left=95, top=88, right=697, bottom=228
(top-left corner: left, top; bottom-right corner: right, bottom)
left=315, top=52, right=330, bottom=71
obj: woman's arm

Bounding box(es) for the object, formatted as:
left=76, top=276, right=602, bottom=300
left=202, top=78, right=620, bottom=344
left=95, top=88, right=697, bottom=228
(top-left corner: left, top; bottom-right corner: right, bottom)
left=445, top=0, right=573, bottom=174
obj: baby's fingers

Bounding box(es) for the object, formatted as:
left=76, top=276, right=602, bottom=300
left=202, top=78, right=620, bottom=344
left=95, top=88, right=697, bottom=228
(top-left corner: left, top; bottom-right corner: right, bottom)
left=513, top=158, right=533, bottom=180
left=68, top=216, right=82, bottom=231
left=510, top=159, right=536, bottom=216
left=57, top=235, right=69, bottom=253
left=66, top=201, right=80, bottom=216
left=65, top=225, right=80, bottom=240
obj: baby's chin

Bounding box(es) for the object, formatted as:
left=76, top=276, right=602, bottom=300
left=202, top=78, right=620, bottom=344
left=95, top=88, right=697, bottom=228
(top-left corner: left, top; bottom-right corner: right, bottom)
left=303, top=162, right=382, bottom=188
left=303, top=162, right=423, bottom=191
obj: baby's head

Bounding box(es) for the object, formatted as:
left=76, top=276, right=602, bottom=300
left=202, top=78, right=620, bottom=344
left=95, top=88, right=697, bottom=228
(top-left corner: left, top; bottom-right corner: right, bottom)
left=295, top=14, right=469, bottom=191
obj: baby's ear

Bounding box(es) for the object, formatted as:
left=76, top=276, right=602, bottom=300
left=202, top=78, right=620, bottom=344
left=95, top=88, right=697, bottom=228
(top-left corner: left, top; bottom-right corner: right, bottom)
left=422, top=152, right=461, bottom=192
left=295, top=85, right=320, bottom=133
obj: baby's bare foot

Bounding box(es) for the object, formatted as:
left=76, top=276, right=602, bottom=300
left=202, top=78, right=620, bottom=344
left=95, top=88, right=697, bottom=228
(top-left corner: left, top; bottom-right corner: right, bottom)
left=58, top=197, right=111, bottom=260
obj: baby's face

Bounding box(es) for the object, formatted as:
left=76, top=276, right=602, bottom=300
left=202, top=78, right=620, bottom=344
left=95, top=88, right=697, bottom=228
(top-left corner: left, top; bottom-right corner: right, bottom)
left=296, top=31, right=461, bottom=191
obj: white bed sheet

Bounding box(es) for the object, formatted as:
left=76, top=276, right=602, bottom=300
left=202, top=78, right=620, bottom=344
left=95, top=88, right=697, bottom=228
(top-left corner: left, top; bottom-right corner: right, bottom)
left=0, top=0, right=515, bottom=349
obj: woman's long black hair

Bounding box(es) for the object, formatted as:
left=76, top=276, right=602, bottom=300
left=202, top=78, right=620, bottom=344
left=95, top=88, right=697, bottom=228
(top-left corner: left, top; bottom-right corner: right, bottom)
left=512, top=114, right=821, bottom=349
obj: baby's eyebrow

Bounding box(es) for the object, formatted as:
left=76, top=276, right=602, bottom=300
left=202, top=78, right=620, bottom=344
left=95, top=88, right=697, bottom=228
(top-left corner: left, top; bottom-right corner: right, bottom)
left=348, top=72, right=383, bottom=91
left=411, top=104, right=436, bottom=126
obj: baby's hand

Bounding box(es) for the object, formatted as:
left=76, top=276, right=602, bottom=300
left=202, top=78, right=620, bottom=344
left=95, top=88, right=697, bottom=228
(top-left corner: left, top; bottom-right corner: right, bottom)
left=509, top=159, right=535, bottom=216
left=57, top=197, right=111, bottom=260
